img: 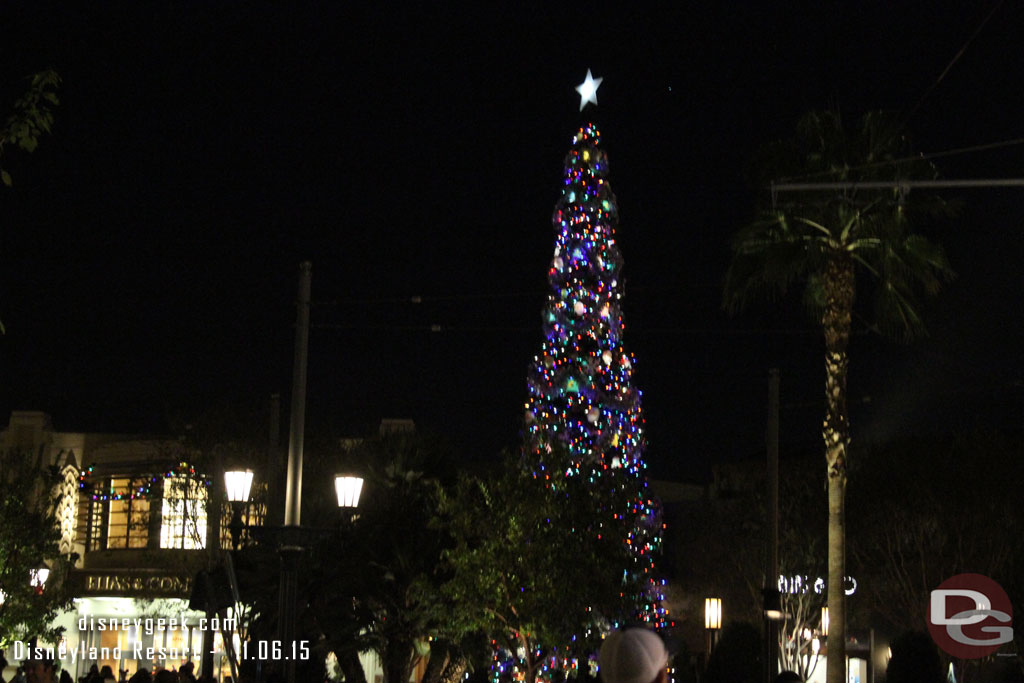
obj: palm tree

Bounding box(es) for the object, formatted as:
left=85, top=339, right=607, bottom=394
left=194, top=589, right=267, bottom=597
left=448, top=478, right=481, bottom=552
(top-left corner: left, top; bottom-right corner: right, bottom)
left=724, top=110, right=954, bottom=683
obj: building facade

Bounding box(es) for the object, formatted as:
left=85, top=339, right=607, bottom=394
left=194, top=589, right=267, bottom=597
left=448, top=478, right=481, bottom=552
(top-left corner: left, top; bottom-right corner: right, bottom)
left=1, top=411, right=236, bottom=680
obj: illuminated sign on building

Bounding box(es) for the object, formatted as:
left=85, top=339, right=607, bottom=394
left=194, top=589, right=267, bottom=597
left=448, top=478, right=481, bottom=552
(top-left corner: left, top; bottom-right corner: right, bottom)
left=76, top=571, right=193, bottom=598
left=778, top=574, right=858, bottom=596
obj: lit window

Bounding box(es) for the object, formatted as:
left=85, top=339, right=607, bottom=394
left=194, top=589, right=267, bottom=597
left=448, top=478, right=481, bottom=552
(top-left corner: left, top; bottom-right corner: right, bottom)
left=161, top=475, right=208, bottom=549
left=107, top=478, right=150, bottom=549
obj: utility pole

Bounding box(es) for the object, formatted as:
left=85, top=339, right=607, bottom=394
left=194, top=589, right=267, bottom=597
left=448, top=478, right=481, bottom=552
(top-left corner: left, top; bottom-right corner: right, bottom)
left=764, top=368, right=781, bottom=683
left=279, top=261, right=312, bottom=683
left=284, top=261, right=311, bottom=529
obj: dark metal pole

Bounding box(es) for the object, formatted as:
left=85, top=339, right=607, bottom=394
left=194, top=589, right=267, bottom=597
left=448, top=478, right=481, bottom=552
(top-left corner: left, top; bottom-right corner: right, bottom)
left=284, top=262, right=311, bottom=528
left=279, top=261, right=312, bottom=683
left=765, top=368, right=780, bottom=683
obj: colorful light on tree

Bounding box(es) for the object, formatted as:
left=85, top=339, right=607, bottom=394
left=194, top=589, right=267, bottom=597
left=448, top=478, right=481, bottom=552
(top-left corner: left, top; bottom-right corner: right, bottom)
left=525, top=119, right=668, bottom=628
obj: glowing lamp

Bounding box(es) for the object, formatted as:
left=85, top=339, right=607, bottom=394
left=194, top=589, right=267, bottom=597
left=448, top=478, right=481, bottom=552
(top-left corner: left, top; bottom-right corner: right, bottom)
left=334, top=476, right=364, bottom=509
left=704, top=597, right=722, bottom=630
left=224, top=469, right=254, bottom=503
left=821, top=607, right=829, bottom=636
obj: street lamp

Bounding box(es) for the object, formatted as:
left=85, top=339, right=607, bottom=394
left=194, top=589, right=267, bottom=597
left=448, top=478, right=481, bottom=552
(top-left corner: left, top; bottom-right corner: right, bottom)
left=705, top=597, right=722, bottom=659
left=225, top=469, right=255, bottom=550
left=221, top=466, right=364, bottom=681
left=334, top=476, right=363, bottom=508
left=705, top=597, right=723, bottom=630
left=821, top=607, right=829, bottom=637
left=225, top=470, right=254, bottom=504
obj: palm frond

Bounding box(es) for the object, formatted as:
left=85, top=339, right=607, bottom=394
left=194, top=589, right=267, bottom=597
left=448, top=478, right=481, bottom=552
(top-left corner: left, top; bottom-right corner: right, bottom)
left=863, top=233, right=954, bottom=340
left=723, top=213, right=828, bottom=313
left=725, top=108, right=951, bottom=339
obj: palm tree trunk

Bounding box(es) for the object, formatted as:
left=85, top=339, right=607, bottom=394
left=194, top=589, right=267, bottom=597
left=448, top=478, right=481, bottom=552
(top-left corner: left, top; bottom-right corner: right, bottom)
left=822, top=255, right=854, bottom=683
left=439, top=654, right=468, bottom=683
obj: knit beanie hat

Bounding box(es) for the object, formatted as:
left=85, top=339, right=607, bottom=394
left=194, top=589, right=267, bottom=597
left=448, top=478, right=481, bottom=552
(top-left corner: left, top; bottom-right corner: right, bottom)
left=599, top=628, right=668, bottom=683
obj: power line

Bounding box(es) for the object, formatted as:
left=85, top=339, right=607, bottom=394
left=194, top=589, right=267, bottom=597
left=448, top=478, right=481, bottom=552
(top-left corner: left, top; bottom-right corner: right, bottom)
left=903, top=0, right=1007, bottom=124
left=312, top=284, right=726, bottom=308
left=774, top=136, right=1024, bottom=184
left=311, top=322, right=827, bottom=336
left=772, top=177, right=1024, bottom=194
left=313, top=291, right=547, bottom=307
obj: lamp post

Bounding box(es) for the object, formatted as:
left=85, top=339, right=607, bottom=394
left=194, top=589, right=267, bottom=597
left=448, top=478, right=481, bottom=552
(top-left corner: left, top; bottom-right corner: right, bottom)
left=278, top=261, right=312, bottom=683
left=225, top=466, right=363, bottom=682
left=276, top=258, right=375, bottom=683
left=224, top=469, right=255, bottom=550
left=705, top=597, right=722, bottom=660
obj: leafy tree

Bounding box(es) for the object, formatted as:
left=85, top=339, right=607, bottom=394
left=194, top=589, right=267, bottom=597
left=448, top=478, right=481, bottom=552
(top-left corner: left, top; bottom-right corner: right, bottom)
left=724, top=110, right=953, bottom=683
left=0, top=448, right=76, bottom=648
left=1, top=69, right=60, bottom=188
left=439, top=450, right=634, bottom=683
left=298, top=431, right=462, bottom=683
left=1, top=69, right=61, bottom=334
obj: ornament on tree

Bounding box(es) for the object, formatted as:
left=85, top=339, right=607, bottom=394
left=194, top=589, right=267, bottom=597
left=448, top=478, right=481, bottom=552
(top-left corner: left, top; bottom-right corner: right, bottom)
left=524, top=113, right=668, bottom=633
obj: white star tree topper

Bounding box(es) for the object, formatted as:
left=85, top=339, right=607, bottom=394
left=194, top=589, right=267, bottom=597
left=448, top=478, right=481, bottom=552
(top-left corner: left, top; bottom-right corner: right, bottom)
left=575, top=69, right=603, bottom=111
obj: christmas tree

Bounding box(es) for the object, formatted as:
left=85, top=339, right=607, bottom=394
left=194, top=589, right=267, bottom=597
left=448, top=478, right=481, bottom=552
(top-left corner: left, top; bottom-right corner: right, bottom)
left=524, top=73, right=667, bottom=629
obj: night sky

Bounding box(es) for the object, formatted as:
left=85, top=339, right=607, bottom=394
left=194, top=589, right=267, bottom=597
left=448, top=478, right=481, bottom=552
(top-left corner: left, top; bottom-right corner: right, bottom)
left=3, top=2, right=1022, bottom=481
